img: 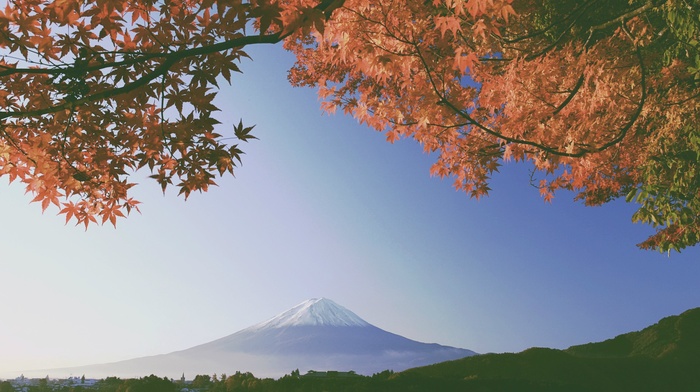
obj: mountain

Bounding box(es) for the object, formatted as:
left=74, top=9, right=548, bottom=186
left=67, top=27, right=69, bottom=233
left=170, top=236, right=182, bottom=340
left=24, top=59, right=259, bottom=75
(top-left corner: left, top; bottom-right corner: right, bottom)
left=391, top=307, right=700, bottom=391
left=185, top=298, right=471, bottom=358
left=16, top=307, right=696, bottom=392
left=12, top=298, right=475, bottom=379
left=564, top=306, right=700, bottom=360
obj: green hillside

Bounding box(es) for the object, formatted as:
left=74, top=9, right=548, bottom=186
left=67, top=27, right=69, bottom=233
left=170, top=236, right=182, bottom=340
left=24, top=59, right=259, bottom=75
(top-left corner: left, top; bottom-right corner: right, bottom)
left=565, top=307, right=700, bottom=359
left=395, top=308, right=700, bottom=391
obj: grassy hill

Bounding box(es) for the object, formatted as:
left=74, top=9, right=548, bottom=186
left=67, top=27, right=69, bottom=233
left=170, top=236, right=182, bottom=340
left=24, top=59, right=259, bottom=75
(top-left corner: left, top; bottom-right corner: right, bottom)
left=392, top=308, right=700, bottom=391
left=566, top=307, right=700, bottom=359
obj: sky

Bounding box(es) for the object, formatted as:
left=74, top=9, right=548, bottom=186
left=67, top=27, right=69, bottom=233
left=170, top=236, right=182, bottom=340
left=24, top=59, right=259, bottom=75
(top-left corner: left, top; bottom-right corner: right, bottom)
left=1, top=43, right=700, bottom=377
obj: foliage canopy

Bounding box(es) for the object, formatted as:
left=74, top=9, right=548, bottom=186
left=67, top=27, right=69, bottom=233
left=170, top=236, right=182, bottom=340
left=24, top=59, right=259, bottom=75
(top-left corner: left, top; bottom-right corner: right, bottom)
left=286, top=0, right=700, bottom=252
left=0, top=0, right=698, bottom=251
left=0, top=0, right=341, bottom=227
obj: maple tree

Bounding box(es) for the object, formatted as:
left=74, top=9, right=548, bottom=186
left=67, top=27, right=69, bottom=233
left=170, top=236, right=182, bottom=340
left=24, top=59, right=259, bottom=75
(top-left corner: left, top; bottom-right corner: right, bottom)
left=0, top=0, right=698, bottom=252
left=0, top=0, right=342, bottom=228
left=285, top=0, right=700, bottom=252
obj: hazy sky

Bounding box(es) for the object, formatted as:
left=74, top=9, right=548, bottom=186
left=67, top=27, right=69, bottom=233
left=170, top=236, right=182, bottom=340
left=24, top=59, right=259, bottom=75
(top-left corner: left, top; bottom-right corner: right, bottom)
left=1, top=44, right=699, bottom=376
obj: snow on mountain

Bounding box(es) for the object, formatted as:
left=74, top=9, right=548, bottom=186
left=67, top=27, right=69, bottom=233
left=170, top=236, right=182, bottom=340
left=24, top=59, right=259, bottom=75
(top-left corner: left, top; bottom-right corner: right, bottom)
left=249, top=298, right=369, bottom=329
left=8, top=298, right=476, bottom=379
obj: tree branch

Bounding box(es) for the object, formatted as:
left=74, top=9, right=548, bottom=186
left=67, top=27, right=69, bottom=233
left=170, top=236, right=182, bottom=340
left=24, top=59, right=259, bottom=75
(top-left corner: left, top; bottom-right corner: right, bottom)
left=552, top=73, right=585, bottom=115
left=0, top=0, right=345, bottom=120
left=0, top=0, right=344, bottom=77
left=588, top=0, right=657, bottom=34
left=415, top=42, right=647, bottom=158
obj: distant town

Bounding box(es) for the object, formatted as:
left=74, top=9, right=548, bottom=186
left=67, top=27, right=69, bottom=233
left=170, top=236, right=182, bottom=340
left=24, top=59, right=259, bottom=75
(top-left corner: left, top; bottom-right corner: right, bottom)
left=0, top=370, right=398, bottom=392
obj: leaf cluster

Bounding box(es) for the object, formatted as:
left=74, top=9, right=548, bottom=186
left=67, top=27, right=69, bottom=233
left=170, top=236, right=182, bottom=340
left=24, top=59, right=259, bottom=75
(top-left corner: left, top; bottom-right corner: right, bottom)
left=0, top=0, right=342, bottom=227
left=285, top=0, right=700, bottom=251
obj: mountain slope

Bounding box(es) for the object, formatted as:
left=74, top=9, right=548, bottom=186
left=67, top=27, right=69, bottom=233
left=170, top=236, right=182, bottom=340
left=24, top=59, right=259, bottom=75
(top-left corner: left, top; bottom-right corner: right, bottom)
left=185, top=299, right=467, bottom=356
left=565, top=307, right=700, bottom=359
left=166, top=298, right=475, bottom=375
left=395, top=308, right=700, bottom=392
left=12, top=298, right=475, bottom=379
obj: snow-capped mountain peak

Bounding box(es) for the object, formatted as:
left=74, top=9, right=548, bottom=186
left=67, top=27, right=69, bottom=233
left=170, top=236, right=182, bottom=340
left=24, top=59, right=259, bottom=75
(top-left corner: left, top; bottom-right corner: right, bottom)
left=250, top=298, right=369, bottom=329
left=21, top=297, right=476, bottom=379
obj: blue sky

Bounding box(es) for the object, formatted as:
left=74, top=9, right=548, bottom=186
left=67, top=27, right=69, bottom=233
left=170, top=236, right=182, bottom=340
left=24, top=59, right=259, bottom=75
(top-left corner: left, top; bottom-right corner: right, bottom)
left=1, top=44, right=699, bottom=376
